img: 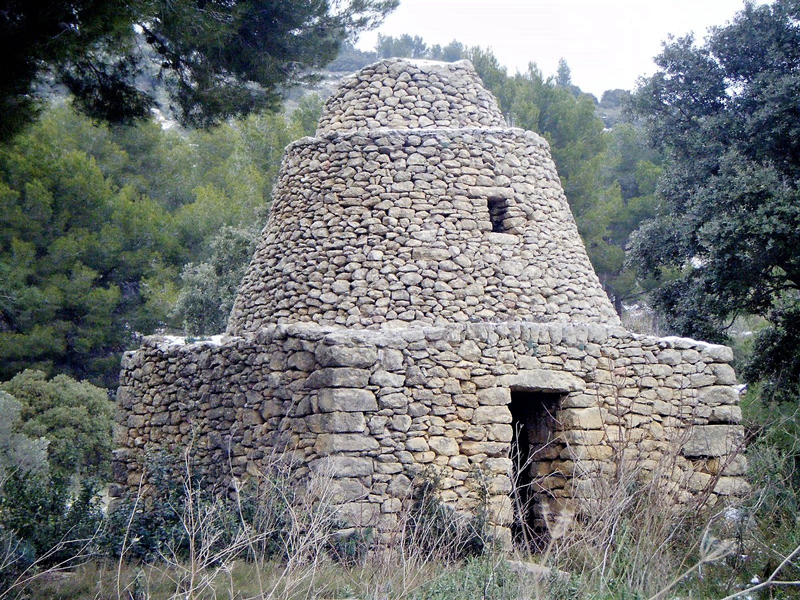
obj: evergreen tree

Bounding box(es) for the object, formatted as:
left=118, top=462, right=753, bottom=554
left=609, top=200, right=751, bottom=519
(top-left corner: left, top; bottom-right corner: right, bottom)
left=0, top=0, right=398, bottom=141
left=629, top=0, right=800, bottom=399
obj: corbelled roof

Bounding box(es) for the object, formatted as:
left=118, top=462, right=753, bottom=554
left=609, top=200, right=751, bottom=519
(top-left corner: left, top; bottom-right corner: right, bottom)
left=227, top=59, right=619, bottom=334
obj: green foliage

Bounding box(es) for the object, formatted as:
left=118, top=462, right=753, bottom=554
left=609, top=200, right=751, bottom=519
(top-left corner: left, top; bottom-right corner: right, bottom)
left=412, top=557, right=519, bottom=600
left=327, top=42, right=379, bottom=72
left=173, top=226, right=259, bottom=335
left=376, top=33, right=430, bottom=59
left=0, top=101, right=307, bottom=380
left=629, top=0, right=800, bottom=391
left=0, top=391, right=49, bottom=482
left=0, top=372, right=107, bottom=586
left=291, top=94, right=325, bottom=137
left=0, top=0, right=398, bottom=141
left=0, top=107, right=182, bottom=384
left=0, top=370, right=112, bottom=481
left=1, top=474, right=104, bottom=570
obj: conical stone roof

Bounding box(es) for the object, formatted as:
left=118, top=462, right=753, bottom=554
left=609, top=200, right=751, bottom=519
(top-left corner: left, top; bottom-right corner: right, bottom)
left=227, top=58, right=619, bottom=334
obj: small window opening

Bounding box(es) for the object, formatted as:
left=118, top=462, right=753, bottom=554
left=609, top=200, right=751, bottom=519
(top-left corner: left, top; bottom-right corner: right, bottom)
left=487, top=197, right=509, bottom=233
left=509, top=390, right=563, bottom=552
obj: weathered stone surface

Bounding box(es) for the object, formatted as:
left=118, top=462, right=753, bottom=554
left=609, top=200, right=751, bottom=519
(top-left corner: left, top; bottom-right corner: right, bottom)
left=307, top=412, right=366, bottom=434
left=306, top=368, right=370, bottom=389
left=698, top=386, right=739, bottom=405
left=502, top=369, right=585, bottom=392
left=473, top=406, right=512, bottom=424
left=311, top=456, right=374, bottom=478
left=318, top=388, right=378, bottom=412
left=429, top=436, right=460, bottom=456
left=115, top=58, right=748, bottom=543
left=315, top=434, right=380, bottom=456
left=477, top=388, right=511, bottom=406
left=682, top=425, right=745, bottom=457
left=316, top=344, right=378, bottom=368
left=560, top=408, right=603, bottom=430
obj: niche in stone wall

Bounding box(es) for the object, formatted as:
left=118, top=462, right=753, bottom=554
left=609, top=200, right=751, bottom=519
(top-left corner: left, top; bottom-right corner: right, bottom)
left=509, top=390, right=564, bottom=549
left=487, top=196, right=510, bottom=233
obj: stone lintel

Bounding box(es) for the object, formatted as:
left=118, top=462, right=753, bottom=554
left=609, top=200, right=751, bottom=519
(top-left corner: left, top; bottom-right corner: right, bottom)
left=500, top=369, right=585, bottom=393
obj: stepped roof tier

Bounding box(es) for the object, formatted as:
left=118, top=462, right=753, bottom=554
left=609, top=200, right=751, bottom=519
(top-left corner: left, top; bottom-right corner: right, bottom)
left=227, top=58, right=619, bottom=335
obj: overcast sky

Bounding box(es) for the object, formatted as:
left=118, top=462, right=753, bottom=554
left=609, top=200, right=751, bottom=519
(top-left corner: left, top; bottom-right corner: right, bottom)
left=356, top=0, right=769, bottom=99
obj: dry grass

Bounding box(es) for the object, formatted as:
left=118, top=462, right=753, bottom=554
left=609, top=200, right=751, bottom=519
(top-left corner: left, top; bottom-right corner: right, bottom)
left=6, top=424, right=800, bottom=599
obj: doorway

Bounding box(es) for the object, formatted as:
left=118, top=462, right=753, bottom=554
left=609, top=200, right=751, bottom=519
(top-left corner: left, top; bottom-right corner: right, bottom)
left=508, top=390, right=563, bottom=550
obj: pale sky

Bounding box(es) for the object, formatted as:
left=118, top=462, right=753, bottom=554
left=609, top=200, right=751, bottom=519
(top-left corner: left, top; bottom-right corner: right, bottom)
left=356, top=0, right=769, bottom=99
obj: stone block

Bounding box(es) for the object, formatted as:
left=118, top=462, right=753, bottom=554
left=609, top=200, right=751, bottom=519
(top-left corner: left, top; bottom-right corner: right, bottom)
left=371, top=370, right=406, bottom=387
left=429, top=436, right=459, bottom=456
left=458, top=340, right=482, bottom=362
left=327, top=479, right=368, bottom=503
left=318, top=388, right=378, bottom=412
left=307, top=412, right=366, bottom=434
left=714, top=476, right=751, bottom=496
left=701, top=344, right=734, bottom=363
left=656, top=349, right=682, bottom=365
left=709, top=405, right=742, bottom=424
left=460, top=441, right=507, bottom=456
left=315, top=344, right=378, bottom=368
left=391, top=414, right=412, bottom=432
left=288, top=351, right=316, bottom=371
left=382, top=474, right=411, bottom=500
left=379, top=392, right=408, bottom=409
left=405, top=437, right=429, bottom=452
left=560, top=430, right=605, bottom=445
left=315, top=434, right=380, bottom=456
left=561, top=393, right=596, bottom=408
left=337, top=501, right=380, bottom=527
left=473, top=405, right=512, bottom=425
left=306, top=368, right=370, bottom=388
left=560, top=407, right=603, bottom=430
left=711, top=363, right=737, bottom=385
left=688, top=471, right=712, bottom=492
left=698, top=386, right=739, bottom=405
left=501, top=369, right=584, bottom=392
left=682, top=425, right=744, bottom=457
left=487, top=423, right=513, bottom=442
left=311, top=456, right=374, bottom=478
left=477, top=387, right=511, bottom=406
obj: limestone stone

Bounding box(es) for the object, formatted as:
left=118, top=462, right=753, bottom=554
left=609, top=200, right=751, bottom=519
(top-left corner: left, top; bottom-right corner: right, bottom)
left=473, top=406, right=512, bottom=425
left=477, top=387, right=511, bottom=406
left=312, top=456, right=374, bottom=477
left=698, top=386, right=739, bottom=405
left=306, top=368, right=370, bottom=388
left=315, top=434, right=380, bottom=456
left=502, top=369, right=585, bottom=392
left=560, top=408, right=603, bottom=430
left=316, top=344, right=378, bottom=368
left=318, top=388, right=378, bottom=412
left=429, top=436, right=460, bottom=456
left=682, top=425, right=745, bottom=457
left=115, top=57, right=748, bottom=543
left=306, top=412, right=366, bottom=434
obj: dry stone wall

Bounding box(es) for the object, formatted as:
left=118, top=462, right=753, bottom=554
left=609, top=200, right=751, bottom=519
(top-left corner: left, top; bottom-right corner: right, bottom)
left=115, top=323, right=748, bottom=544
left=315, top=59, right=506, bottom=134
left=228, top=128, right=619, bottom=333
left=115, top=58, right=749, bottom=545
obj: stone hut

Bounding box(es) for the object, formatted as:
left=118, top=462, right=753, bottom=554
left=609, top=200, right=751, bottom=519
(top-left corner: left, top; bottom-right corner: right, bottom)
left=114, top=59, right=749, bottom=545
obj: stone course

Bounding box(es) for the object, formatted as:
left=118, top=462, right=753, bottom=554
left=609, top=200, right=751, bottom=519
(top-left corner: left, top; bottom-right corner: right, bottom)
left=114, top=58, right=748, bottom=545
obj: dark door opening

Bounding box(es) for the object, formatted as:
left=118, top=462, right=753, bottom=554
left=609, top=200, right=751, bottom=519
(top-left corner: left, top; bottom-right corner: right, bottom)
left=509, top=390, right=563, bottom=551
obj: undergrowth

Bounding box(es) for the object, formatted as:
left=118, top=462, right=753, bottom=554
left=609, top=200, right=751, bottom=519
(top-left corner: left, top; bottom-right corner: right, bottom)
left=4, top=406, right=800, bottom=599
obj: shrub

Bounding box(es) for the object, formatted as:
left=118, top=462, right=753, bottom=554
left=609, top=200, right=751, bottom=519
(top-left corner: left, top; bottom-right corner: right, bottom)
left=0, top=370, right=113, bottom=481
